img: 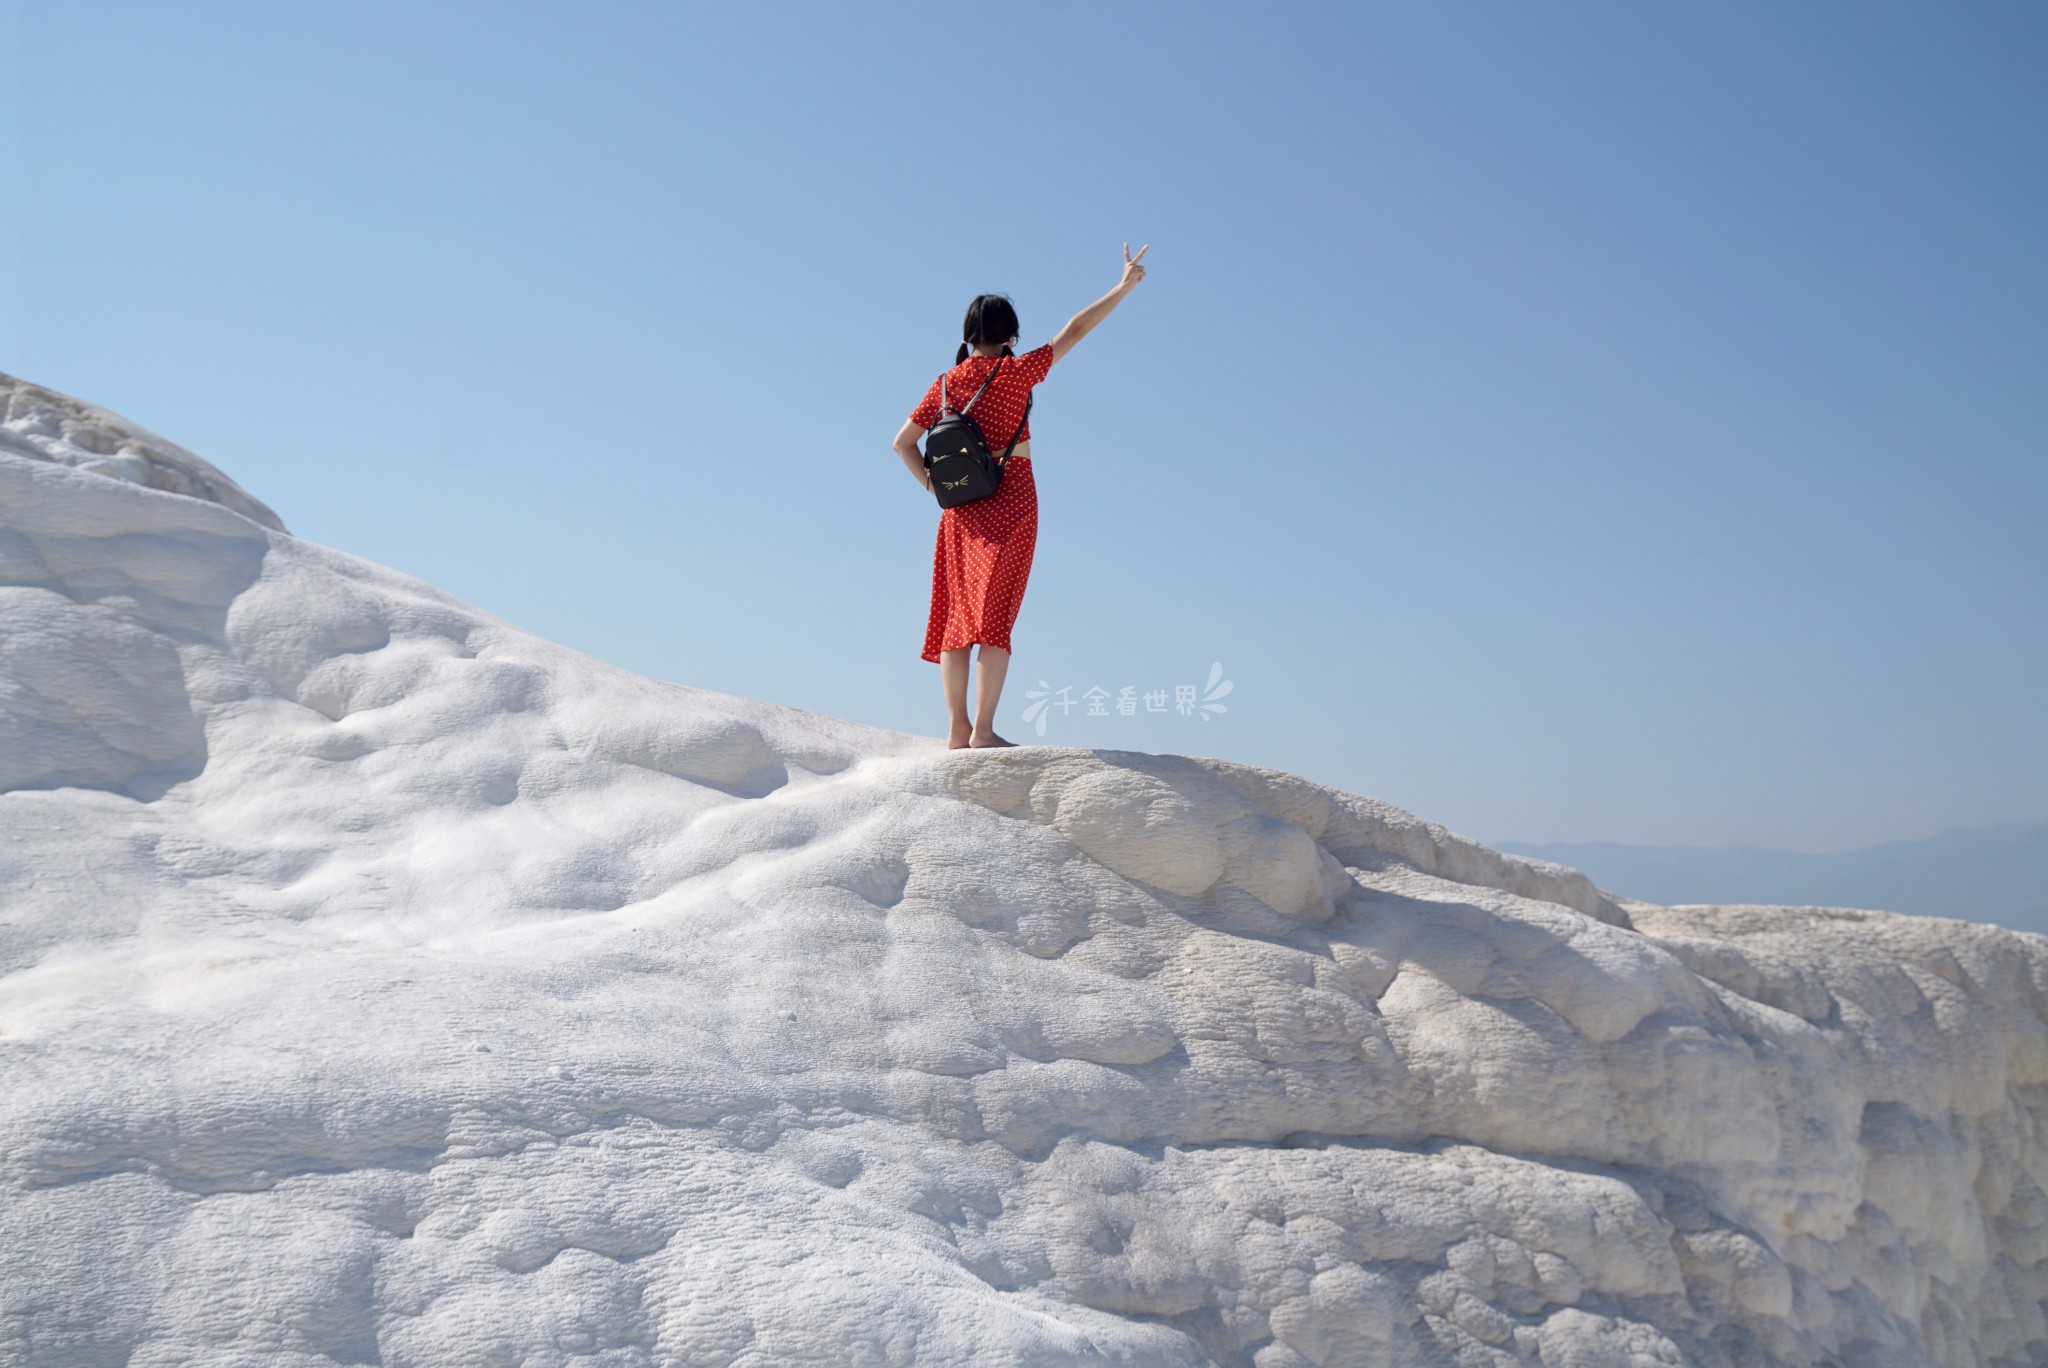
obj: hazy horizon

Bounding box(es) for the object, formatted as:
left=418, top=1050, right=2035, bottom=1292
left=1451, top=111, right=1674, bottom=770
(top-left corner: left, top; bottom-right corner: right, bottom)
left=1494, top=821, right=2048, bottom=935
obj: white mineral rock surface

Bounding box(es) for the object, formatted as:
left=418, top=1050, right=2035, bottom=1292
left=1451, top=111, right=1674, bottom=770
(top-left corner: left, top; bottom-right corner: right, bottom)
left=3, top=368, right=2046, bottom=1367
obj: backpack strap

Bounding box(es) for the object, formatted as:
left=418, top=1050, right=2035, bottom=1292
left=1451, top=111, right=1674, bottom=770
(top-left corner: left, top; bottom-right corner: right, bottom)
left=941, top=355, right=1006, bottom=417
left=996, top=391, right=1032, bottom=466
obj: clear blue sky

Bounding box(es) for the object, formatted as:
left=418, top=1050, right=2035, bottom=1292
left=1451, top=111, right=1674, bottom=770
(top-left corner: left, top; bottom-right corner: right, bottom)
left=6, top=2, right=2042, bottom=853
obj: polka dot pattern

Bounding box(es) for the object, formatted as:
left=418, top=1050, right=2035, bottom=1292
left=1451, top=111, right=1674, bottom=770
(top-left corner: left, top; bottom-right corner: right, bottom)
left=909, top=345, right=1055, bottom=664
left=921, top=455, right=1037, bottom=663
left=908, top=343, right=1055, bottom=447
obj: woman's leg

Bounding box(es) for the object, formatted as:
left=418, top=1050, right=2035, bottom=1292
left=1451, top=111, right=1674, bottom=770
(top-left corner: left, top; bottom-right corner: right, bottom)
left=940, top=648, right=973, bottom=747
left=969, top=644, right=1015, bottom=747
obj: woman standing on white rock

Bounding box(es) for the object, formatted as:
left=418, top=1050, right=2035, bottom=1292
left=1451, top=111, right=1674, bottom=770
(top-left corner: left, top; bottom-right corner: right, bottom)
left=893, top=245, right=1148, bottom=748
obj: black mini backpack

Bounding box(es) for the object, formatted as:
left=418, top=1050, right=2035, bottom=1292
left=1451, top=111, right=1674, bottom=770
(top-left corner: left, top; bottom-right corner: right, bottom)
left=922, top=358, right=1032, bottom=509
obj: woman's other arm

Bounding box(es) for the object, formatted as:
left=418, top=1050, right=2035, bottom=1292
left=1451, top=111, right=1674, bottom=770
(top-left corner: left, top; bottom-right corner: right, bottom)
left=893, top=418, right=932, bottom=490
left=1048, top=243, right=1148, bottom=363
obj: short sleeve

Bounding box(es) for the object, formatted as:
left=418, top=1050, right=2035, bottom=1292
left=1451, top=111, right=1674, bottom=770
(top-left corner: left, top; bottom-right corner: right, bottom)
left=908, top=377, right=943, bottom=430
left=1016, top=343, right=1056, bottom=388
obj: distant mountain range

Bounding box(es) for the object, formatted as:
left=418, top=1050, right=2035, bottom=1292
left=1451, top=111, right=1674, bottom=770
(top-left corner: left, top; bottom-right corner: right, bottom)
left=1494, top=823, right=2048, bottom=937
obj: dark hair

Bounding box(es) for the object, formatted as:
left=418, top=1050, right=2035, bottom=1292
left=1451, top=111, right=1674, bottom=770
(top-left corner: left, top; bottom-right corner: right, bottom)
left=956, top=294, right=1020, bottom=365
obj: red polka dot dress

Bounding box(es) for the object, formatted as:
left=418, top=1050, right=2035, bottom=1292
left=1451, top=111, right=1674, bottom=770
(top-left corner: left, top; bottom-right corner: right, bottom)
left=908, top=343, right=1057, bottom=663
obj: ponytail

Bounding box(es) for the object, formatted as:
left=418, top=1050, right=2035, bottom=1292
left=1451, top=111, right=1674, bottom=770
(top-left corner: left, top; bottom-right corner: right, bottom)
left=955, top=342, right=971, bottom=365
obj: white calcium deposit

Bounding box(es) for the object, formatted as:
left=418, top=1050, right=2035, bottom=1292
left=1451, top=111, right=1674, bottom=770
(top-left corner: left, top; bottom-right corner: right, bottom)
left=3, top=368, right=2045, bottom=1367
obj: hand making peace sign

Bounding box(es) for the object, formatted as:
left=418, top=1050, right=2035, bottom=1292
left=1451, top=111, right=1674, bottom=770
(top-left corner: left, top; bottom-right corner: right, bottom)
left=1120, top=242, right=1149, bottom=291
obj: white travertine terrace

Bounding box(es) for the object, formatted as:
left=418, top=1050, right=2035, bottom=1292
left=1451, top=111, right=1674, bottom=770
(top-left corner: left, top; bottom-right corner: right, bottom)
left=3, top=370, right=2043, bottom=1367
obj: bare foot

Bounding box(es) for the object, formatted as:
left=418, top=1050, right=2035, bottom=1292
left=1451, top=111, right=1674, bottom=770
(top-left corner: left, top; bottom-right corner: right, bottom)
left=947, top=723, right=973, bottom=750
left=968, top=729, right=1017, bottom=748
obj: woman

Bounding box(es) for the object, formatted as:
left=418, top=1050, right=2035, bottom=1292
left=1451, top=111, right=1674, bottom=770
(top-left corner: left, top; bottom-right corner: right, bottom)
left=892, top=244, right=1149, bottom=749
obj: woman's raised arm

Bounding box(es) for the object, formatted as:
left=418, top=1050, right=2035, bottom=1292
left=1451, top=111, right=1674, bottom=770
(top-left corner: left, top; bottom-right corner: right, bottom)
left=1048, top=243, right=1148, bottom=363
